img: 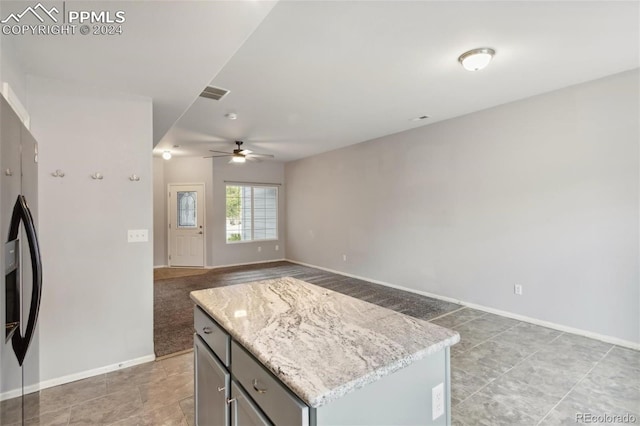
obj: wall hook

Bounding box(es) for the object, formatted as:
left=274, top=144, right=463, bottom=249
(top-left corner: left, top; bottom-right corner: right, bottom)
left=129, top=174, right=141, bottom=182
left=51, top=169, right=65, bottom=178
left=91, top=172, right=103, bottom=180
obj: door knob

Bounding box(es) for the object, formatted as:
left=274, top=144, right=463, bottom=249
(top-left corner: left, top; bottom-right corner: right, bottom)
left=198, top=231, right=203, bottom=234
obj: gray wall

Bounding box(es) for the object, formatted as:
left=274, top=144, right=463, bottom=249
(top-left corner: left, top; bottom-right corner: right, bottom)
left=154, top=156, right=285, bottom=267
left=286, top=70, right=639, bottom=344
left=0, top=36, right=26, bottom=105
left=28, top=76, right=154, bottom=382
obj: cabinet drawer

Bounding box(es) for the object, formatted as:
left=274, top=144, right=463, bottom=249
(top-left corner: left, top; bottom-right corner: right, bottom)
left=194, top=306, right=230, bottom=366
left=231, top=341, right=309, bottom=426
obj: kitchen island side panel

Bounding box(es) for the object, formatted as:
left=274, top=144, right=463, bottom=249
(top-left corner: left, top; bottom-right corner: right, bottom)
left=314, top=349, right=448, bottom=426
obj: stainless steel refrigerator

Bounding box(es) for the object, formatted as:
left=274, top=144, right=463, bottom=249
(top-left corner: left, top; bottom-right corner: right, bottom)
left=0, top=94, right=43, bottom=425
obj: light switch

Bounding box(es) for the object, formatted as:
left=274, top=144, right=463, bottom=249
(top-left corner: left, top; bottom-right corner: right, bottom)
left=128, top=229, right=148, bottom=243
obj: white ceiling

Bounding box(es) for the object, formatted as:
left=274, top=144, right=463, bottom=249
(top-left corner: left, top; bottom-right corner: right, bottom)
left=157, top=1, right=639, bottom=162
left=5, top=0, right=277, bottom=145
left=4, top=1, right=637, bottom=161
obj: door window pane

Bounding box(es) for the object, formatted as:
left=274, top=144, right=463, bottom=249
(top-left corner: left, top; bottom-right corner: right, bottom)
left=177, top=191, right=197, bottom=228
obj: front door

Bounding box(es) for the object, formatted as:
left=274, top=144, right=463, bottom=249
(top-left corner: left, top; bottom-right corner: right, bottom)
left=168, top=184, right=205, bottom=267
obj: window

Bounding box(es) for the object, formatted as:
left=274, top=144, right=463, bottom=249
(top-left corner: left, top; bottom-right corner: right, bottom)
left=177, top=191, right=197, bottom=228
left=226, top=185, right=278, bottom=243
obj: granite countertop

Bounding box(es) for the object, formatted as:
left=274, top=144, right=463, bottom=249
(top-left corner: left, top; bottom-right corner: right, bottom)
left=190, top=276, right=459, bottom=408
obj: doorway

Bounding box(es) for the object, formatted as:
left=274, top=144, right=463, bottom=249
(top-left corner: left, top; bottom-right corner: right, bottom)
left=168, top=183, right=205, bottom=267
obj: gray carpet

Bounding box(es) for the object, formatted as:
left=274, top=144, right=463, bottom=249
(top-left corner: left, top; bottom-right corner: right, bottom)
left=153, top=261, right=460, bottom=358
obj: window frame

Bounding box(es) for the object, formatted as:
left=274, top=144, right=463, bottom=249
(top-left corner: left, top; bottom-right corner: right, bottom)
left=225, top=184, right=278, bottom=244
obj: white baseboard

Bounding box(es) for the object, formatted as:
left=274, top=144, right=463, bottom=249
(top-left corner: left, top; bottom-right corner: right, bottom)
left=459, top=301, right=640, bottom=350
left=155, top=259, right=286, bottom=270
left=285, top=259, right=640, bottom=351
left=205, top=259, right=286, bottom=270
left=0, top=353, right=156, bottom=402
left=0, top=386, right=25, bottom=401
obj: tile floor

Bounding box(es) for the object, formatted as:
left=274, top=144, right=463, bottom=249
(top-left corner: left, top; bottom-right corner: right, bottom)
left=1, top=353, right=195, bottom=426
left=3, top=307, right=639, bottom=425
left=433, top=309, right=640, bottom=425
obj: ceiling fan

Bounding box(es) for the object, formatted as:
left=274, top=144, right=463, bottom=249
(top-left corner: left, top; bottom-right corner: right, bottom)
left=204, top=141, right=274, bottom=164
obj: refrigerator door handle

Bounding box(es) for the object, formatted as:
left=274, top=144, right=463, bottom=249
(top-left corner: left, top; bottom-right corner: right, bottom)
left=8, top=195, right=42, bottom=366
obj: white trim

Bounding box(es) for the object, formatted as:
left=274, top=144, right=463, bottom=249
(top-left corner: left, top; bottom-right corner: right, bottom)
left=285, top=259, right=462, bottom=304
left=224, top=184, right=279, bottom=244
left=1, top=82, right=30, bottom=129
left=285, top=259, right=640, bottom=351
left=0, top=354, right=155, bottom=402
left=153, top=259, right=286, bottom=270
left=205, top=258, right=286, bottom=270
left=226, top=238, right=279, bottom=245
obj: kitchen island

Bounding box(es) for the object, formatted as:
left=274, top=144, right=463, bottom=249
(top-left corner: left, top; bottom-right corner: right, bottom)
left=190, top=276, right=459, bottom=426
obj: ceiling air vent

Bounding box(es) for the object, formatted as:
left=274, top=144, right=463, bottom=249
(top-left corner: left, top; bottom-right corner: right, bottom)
left=200, top=86, right=229, bottom=101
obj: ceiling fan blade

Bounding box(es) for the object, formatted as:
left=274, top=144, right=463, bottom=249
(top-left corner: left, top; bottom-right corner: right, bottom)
left=246, top=156, right=262, bottom=162
left=209, top=150, right=233, bottom=154
left=204, top=154, right=234, bottom=158
left=239, top=149, right=252, bottom=155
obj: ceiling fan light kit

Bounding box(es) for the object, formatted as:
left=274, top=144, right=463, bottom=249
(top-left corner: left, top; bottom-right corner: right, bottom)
left=458, top=47, right=496, bottom=71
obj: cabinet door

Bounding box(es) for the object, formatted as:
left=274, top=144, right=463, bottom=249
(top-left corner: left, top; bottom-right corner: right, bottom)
left=231, top=381, right=272, bottom=426
left=195, top=335, right=230, bottom=426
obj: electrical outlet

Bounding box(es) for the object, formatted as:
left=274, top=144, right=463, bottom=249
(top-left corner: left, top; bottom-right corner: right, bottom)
left=342, top=254, right=347, bottom=262
left=127, top=229, right=148, bottom=243
left=275, top=245, right=279, bottom=251
left=258, top=246, right=262, bottom=252
left=514, top=284, right=523, bottom=295
left=432, top=383, right=444, bottom=420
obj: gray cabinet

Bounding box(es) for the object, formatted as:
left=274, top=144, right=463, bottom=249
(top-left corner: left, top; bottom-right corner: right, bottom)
left=194, top=335, right=230, bottom=426
left=194, top=306, right=298, bottom=426
left=230, top=381, right=272, bottom=426
left=193, top=305, right=451, bottom=426
left=231, top=340, right=309, bottom=426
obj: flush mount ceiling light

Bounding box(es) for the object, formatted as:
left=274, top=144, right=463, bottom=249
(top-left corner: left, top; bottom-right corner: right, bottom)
left=458, top=48, right=495, bottom=71
left=162, top=151, right=172, bottom=160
